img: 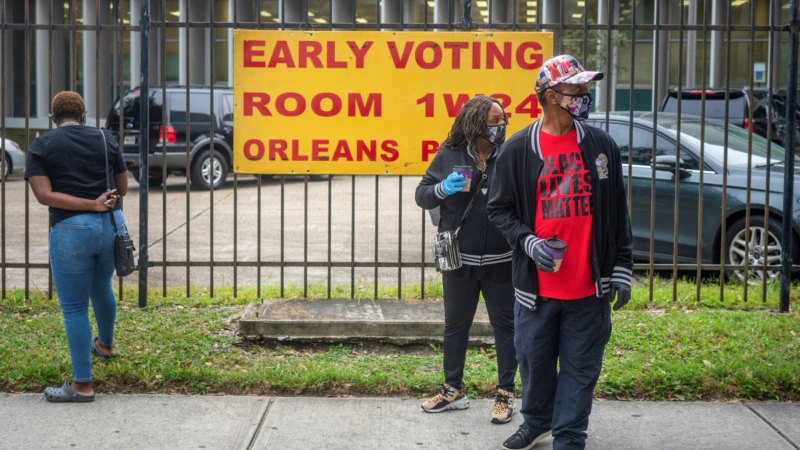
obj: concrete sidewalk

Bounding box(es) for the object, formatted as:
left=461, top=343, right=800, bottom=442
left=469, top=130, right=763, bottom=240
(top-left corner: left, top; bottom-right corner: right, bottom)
left=1, top=394, right=798, bottom=450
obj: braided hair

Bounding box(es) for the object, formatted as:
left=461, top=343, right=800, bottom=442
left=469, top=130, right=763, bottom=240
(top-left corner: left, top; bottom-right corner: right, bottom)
left=441, top=95, right=501, bottom=151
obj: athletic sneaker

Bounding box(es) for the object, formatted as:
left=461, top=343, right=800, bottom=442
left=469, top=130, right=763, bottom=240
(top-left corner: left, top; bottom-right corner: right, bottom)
left=491, top=388, right=515, bottom=424
left=421, top=383, right=469, bottom=413
left=502, top=425, right=552, bottom=450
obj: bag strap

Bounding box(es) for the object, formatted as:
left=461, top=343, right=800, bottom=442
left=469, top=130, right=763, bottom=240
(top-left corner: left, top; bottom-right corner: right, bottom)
left=453, top=173, right=487, bottom=238
left=99, top=130, right=120, bottom=233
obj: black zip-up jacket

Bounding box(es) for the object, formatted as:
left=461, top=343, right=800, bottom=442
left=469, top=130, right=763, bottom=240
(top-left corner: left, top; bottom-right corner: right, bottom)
left=486, top=119, right=634, bottom=309
left=416, top=146, right=512, bottom=280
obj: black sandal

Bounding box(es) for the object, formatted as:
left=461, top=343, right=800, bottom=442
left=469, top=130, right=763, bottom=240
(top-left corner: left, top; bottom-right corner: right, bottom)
left=44, top=382, right=95, bottom=403
left=91, top=337, right=112, bottom=359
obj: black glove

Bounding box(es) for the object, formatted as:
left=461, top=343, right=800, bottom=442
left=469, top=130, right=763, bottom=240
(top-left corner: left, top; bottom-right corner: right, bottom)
left=524, top=236, right=555, bottom=272
left=609, top=282, right=631, bottom=311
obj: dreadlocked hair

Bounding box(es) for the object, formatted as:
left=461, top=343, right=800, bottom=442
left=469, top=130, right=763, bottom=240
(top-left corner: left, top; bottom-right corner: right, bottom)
left=441, top=95, right=500, bottom=151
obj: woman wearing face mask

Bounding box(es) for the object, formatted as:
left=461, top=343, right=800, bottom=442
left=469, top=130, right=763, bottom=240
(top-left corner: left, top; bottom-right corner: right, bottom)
left=415, top=95, right=517, bottom=424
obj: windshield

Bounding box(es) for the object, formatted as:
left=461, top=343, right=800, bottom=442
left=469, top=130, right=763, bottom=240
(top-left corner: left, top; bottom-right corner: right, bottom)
left=664, top=120, right=788, bottom=167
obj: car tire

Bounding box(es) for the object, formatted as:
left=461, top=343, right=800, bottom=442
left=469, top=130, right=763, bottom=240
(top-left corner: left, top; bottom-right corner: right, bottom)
left=190, top=149, right=228, bottom=191
left=725, top=214, right=798, bottom=284
left=2, top=156, right=10, bottom=179
left=131, top=171, right=165, bottom=189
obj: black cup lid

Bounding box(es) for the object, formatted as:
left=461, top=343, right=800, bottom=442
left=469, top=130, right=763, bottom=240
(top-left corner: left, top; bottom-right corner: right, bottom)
left=544, top=238, right=566, bottom=251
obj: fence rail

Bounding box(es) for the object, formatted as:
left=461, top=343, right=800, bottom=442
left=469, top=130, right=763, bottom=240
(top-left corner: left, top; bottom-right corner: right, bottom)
left=0, top=0, right=797, bottom=312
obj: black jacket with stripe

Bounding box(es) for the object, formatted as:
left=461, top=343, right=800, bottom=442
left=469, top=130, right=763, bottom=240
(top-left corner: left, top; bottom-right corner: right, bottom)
left=486, top=119, right=634, bottom=310
left=415, top=145, right=512, bottom=281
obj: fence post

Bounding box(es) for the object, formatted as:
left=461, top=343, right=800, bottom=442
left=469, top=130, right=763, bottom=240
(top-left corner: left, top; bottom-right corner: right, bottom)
left=780, top=0, right=799, bottom=313
left=138, top=0, right=150, bottom=308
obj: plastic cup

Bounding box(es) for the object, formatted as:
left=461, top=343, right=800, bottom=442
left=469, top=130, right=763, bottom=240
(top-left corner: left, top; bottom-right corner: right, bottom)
left=452, top=165, right=473, bottom=192
left=542, top=237, right=567, bottom=272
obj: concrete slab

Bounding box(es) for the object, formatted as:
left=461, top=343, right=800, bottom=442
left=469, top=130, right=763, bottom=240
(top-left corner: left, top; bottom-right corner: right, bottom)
left=251, top=398, right=797, bottom=450
left=587, top=400, right=795, bottom=450
left=746, top=402, right=800, bottom=448
left=238, top=298, right=493, bottom=344
left=0, top=393, right=269, bottom=450
left=250, top=398, right=527, bottom=450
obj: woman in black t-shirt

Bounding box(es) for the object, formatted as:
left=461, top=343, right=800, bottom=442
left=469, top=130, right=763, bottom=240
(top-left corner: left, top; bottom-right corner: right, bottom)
left=25, top=91, right=128, bottom=403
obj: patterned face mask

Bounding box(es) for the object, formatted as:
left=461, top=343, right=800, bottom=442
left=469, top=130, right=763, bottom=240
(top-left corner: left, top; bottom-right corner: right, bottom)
left=555, top=90, right=593, bottom=121
left=482, top=123, right=507, bottom=146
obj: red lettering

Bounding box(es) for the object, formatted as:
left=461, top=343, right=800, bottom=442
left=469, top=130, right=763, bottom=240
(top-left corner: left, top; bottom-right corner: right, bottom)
left=311, top=93, right=342, bottom=117
left=422, top=141, right=439, bottom=162
left=327, top=41, right=347, bottom=68
left=332, top=140, right=353, bottom=161
left=312, top=140, right=329, bottom=161
left=516, top=42, right=543, bottom=70
left=487, top=42, right=512, bottom=69
left=348, top=93, right=382, bottom=117
left=417, top=93, right=434, bottom=118
left=298, top=41, right=323, bottom=68
left=275, top=93, right=306, bottom=117
left=357, top=141, right=377, bottom=161
left=269, top=140, right=288, bottom=161
left=347, top=41, right=373, bottom=68
left=491, top=94, right=512, bottom=118
left=291, top=140, right=308, bottom=161
left=472, top=42, right=481, bottom=69
left=515, top=94, right=543, bottom=117
left=444, top=93, right=471, bottom=118
left=243, top=139, right=265, bottom=161
left=415, top=41, right=442, bottom=69
left=243, top=40, right=266, bottom=68
left=267, top=41, right=296, bottom=68
left=387, top=41, right=414, bottom=68
left=243, top=92, right=271, bottom=116
left=380, top=140, right=399, bottom=162
left=444, top=42, right=468, bottom=69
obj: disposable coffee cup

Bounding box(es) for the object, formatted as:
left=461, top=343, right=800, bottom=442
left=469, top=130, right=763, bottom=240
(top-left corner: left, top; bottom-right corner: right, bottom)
left=542, top=237, right=567, bottom=272
left=452, top=165, right=473, bottom=192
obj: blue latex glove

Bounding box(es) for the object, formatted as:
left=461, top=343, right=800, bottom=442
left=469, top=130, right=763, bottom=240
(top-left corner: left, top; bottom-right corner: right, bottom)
left=441, top=172, right=467, bottom=195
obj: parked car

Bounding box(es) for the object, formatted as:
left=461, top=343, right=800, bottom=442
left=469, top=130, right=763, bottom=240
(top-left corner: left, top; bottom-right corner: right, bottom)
left=589, top=112, right=800, bottom=283
left=660, top=87, right=800, bottom=148
left=0, top=138, right=25, bottom=178
left=105, top=86, right=331, bottom=190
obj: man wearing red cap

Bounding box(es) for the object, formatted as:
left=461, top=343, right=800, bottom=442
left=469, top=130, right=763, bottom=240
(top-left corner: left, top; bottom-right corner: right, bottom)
left=487, top=55, right=634, bottom=450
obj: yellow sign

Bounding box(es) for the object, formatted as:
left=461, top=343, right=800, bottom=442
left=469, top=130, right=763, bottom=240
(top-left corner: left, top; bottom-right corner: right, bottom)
left=233, top=30, right=553, bottom=175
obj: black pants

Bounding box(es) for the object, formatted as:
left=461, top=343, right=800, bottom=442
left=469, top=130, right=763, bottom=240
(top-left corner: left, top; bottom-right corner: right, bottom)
left=515, top=295, right=612, bottom=450
left=442, top=273, right=517, bottom=391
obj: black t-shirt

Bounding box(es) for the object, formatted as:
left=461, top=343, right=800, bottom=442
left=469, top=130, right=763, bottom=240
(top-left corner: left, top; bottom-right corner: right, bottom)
left=24, top=126, right=127, bottom=226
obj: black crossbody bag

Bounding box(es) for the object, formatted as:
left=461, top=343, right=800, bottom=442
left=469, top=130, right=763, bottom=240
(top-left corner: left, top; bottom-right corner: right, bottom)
left=433, top=173, right=487, bottom=272
left=100, top=130, right=136, bottom=277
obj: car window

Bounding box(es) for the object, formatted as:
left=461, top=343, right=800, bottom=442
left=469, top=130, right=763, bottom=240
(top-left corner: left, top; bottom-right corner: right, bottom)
left=169, top=93, right=211, bottom=124
left=605, top=122, right=700, bottom=171
left=662, top=96, right=746, bottom=121
left=221, top=95, right=233, bottom=122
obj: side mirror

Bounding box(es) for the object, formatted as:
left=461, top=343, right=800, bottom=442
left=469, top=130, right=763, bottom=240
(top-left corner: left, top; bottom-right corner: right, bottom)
left=654, top=155, right=692, bottom=179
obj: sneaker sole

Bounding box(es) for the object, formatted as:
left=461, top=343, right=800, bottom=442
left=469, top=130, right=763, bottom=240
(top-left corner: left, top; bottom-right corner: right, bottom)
left=491, top=408, right=514, bottom=424
left=421, top=396, right=470, bottom=413
left=502, top=431, right=551, bottom=450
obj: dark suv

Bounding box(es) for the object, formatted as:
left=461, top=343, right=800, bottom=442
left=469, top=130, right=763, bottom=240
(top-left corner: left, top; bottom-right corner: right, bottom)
left=105, top=86, right=234, bottom=190
left=660, top=88, right=800, bottom=148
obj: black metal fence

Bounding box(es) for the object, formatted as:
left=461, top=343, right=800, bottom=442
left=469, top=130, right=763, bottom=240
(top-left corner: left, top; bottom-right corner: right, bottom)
left=0, top=0, right=797, bottom=311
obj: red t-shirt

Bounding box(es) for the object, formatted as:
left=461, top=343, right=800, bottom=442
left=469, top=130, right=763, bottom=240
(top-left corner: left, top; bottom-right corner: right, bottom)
left=534, top=129, right=596, bottom=300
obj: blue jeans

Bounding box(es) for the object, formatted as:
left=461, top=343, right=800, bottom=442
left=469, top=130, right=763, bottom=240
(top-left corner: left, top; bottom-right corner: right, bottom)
left=49, top=210, right=126, bottom=383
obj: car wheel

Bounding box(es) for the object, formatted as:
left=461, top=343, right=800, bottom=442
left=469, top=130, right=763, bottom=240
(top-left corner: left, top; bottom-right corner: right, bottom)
left=2, top=156, right=9, bottom=179
left=725, top=215, right=788, bottom=284
left=190, top=150, right=228, bottom=190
